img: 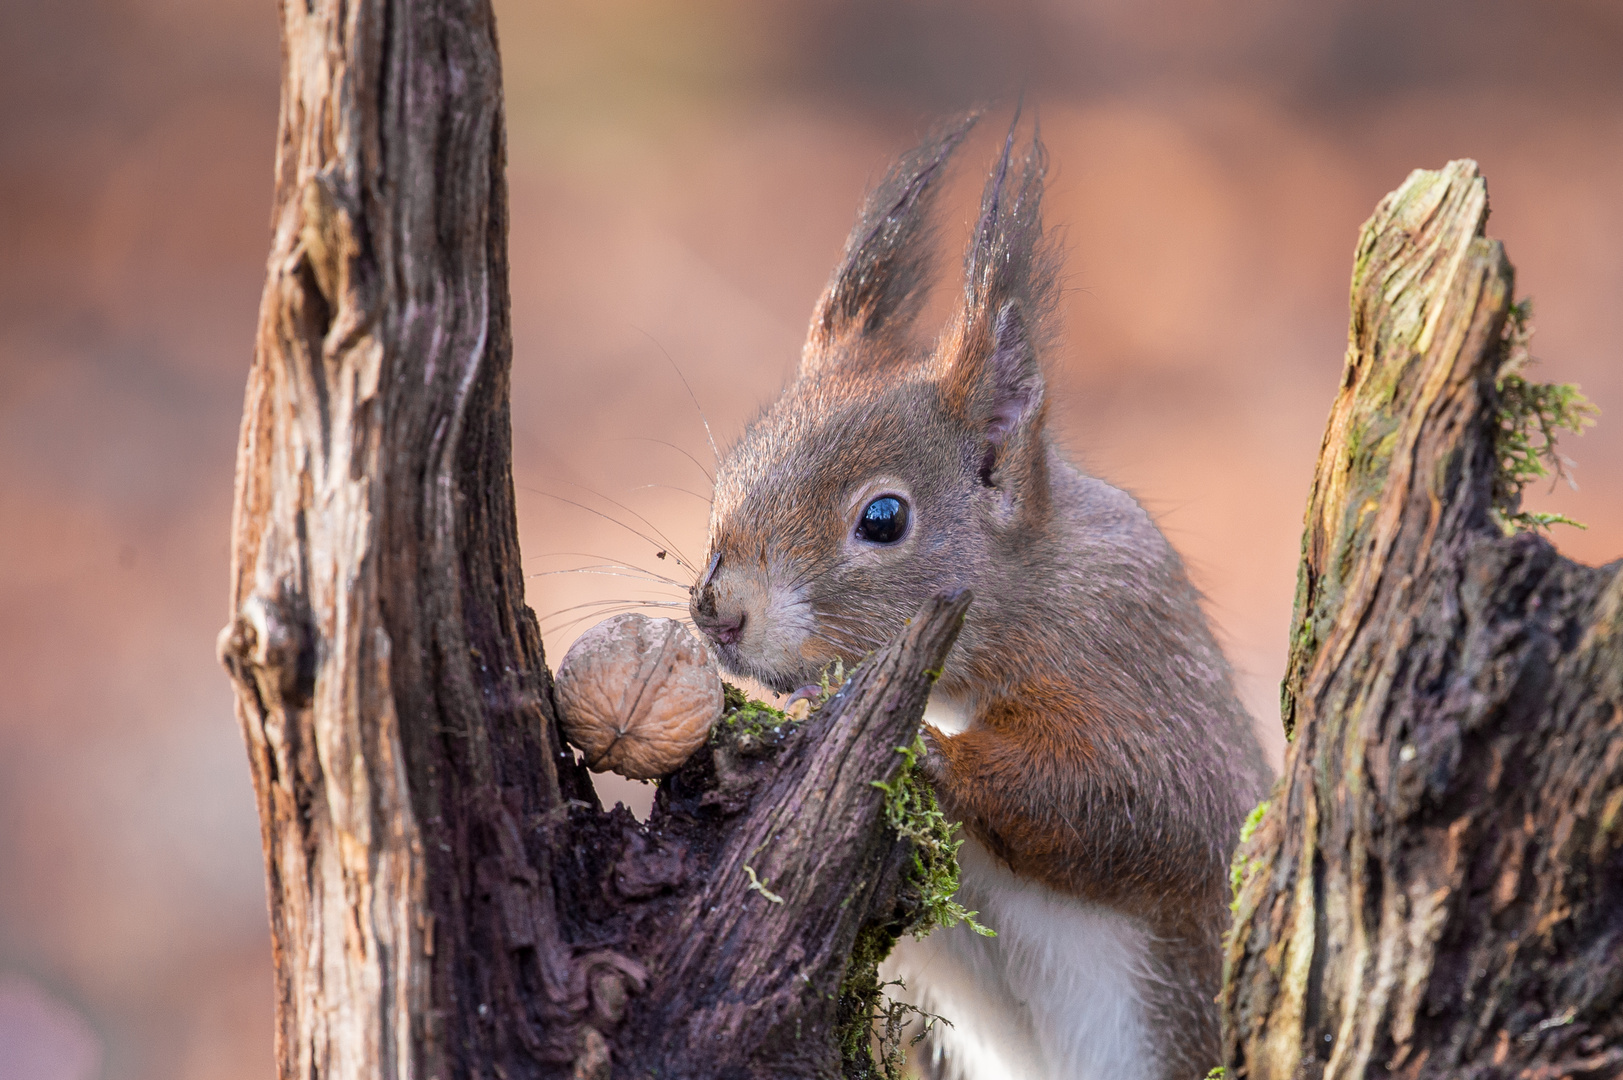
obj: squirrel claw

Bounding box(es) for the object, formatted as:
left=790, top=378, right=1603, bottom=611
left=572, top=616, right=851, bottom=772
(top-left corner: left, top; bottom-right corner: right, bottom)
left=782, top=683, right=822, bottom=722
left=784, top=684, right=822, bottom=708
left=917, top=725, right=949, bottom=782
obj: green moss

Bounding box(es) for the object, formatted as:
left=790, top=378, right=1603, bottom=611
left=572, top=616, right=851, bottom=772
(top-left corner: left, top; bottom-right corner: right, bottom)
left=1238, top=798, right=1270, bottom=846
left=1229, top=799, right=1271, bottom=915
left=837, top=730, right=992, bottom=1076
left=731, top=663, right=984, bottom=1072
left=743, top=865, right=784, bottom=904
left=819, top=659, right=848, bottom=700
left=836, top=923, right=953, bottom=1079
left=715, top=662, right=849, bottom=747
left=1597, top=788, right=1623, bottom=839
left=713, top=682, right=792, bottom=741
left=1492, top=299, right=1598, bottom=534
left=874, top=736, right=994, bottom=940
left=714, top=662, right=853, bottom=753
left=836, top=925, right=901, bottom=1077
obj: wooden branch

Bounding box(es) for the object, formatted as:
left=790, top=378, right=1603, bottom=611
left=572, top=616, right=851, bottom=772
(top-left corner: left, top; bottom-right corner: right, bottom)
left=218, top=4, right=969, bottom=1076
left=1222, top=161, right=1623, bottom=1078
left=612, top=590, right=971, bottom=1076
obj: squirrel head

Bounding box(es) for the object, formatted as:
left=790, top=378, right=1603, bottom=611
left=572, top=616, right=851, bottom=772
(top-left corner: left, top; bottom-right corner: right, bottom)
left=691, top=113, right=1061, bottom=692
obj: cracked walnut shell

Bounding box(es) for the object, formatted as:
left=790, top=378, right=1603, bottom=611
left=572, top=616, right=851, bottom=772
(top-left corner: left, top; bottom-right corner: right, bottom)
left=554, top=614, right=723, bottom=780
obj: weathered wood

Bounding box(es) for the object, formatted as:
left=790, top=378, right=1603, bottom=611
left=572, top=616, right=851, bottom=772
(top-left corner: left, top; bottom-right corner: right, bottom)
left=216, top=0, right=590, bottom=1074
left=610, top=590, right=971, bottom=1077
left=217, top=4, right=969, bottom=1076
left=1222, top=161, right=1623, bottom=1079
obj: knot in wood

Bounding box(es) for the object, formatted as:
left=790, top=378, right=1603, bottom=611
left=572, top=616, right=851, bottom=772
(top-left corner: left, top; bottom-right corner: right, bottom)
left=221, top=591, right=314, bottom=707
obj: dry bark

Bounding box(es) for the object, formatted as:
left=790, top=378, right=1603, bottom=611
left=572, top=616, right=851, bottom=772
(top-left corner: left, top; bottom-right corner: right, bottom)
left=216, top=1, right=971, bottom=1077
left=1221, top=161, right=1623, bottom=1079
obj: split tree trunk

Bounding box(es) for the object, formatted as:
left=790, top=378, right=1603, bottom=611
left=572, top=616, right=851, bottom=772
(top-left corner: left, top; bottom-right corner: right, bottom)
left=1221, top=162, right=1623, bottom=1079
left=216, top=1, right=968, bottom=1077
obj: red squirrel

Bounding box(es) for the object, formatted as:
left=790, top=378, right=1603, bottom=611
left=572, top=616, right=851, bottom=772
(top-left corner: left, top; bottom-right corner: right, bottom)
left=688, top=113, right=1271, bottom=1080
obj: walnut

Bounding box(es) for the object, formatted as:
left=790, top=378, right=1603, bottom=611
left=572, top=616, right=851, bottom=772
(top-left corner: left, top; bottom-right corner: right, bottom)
left=554, top=614, right=722, bottom=780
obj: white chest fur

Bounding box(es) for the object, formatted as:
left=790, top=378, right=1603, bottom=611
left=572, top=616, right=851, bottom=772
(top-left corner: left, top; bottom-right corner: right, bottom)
left=922, top=694, right=976, bottom=737
left=878, top=837, right=1157, bottom=1080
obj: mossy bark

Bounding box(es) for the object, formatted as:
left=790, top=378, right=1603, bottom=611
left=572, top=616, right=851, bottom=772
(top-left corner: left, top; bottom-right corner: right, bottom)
left=1222, top=161, right=1623, bottom=1079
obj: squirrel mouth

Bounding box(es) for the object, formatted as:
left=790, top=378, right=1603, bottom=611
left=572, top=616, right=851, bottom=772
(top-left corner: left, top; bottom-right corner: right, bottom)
left=702, top=634, right=806, bottom=697
left=688, top=556, right=821, bottom=693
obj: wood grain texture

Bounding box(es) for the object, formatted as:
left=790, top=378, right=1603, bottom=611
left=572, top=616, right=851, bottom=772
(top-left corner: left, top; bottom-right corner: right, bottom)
left=217, top=0, right=592, bottom=1075
left=1222, top=161, right=1623, bottom=1079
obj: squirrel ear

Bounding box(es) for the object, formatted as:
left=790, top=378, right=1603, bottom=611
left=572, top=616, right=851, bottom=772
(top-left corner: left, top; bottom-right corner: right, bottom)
left=799, top=114, right=979, bottom=379
left=953, top=300, right=1046, bottom=490
left=983, top=302, right=1044, bottom=449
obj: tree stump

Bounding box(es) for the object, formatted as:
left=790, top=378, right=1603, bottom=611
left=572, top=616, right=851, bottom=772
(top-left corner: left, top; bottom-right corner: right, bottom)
left=215, top=1, right=971, bottom=1077
left=1221, top=161, right=1623, bottom=1079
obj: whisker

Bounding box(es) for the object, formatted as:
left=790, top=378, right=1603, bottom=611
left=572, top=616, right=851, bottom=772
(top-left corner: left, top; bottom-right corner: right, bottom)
left=629, top=482, right=713, bottom=507
left=812, top=580, right=893, bottom=608
left=544, top=607, right=665, bottom=639
left=814, top=614, right=881, bottom=635
left=612, top=437, right=716, bottom=487
left=808, top=613, right=876, bottom=639
left=528, top=551, right=694, bottom=586
left=526, top=477, right=698, bottom=573
left=783, top=557, right=865, bottom=597
left=539, top=597, right=687, bottom=622
left=528, top=564, right=689, bottom=590
left=822, top=586, right=886, bottom=605
left=808, top=605, right=873, bottom=623
left=812, top=624, right=883, bottom=653
left=543, top=600, right=692, bottom=633
left=521, top=489, right=698, bottom=575
left=540, top=604, right=692, bottom=638
left=631, top=325, right=721, bottom=467
left=805, top=624, right=856, bottom=646
left=530, top=572, right=687, bottom=596
left=782, top=567, right=822, bottom=594
left=805, top=628, right=868, bottom=662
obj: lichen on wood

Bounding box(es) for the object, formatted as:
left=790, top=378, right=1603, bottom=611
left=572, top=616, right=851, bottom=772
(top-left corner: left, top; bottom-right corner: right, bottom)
left=1223, top=160, right=1623, bottom=1079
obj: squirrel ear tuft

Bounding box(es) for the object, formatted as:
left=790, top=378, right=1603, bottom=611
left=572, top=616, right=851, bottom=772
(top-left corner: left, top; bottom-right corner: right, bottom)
left=959, top=104, right=1056, bottom=339
left=799, top=113, right=979, bottom=379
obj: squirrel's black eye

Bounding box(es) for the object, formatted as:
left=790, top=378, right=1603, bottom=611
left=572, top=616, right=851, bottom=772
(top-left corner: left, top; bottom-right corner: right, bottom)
left=857, top=496, right=909, bottom=544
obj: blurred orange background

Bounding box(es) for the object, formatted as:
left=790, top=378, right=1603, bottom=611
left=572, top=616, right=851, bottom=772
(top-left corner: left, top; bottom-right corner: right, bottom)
left=1, top=1, right=1619, bottom=1077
